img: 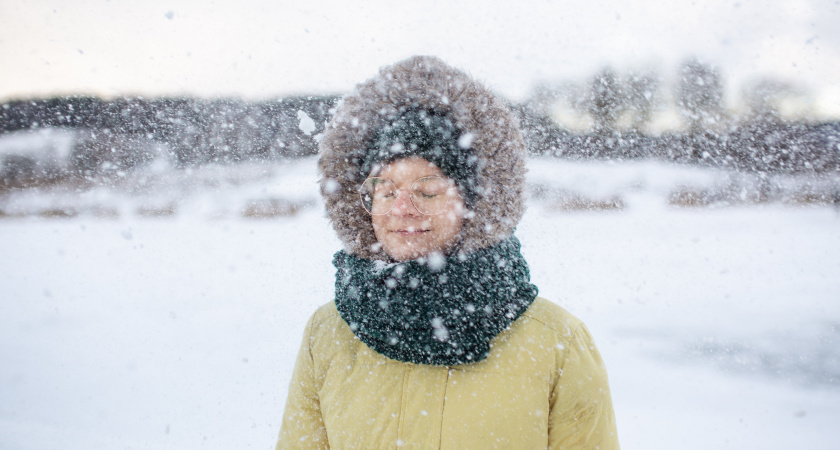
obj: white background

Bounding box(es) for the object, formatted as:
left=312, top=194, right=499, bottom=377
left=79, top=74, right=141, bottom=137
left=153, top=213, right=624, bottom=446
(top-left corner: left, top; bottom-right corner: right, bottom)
left=1, top=0, right=839, bottom=115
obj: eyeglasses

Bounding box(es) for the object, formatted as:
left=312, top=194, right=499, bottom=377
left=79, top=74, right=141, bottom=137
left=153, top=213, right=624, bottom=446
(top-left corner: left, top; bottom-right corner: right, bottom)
left=360, top=176, right=456, bottom=215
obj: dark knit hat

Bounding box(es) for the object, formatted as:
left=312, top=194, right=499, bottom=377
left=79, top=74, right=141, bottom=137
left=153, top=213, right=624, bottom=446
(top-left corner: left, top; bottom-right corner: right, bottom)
left=360, top=108, right=480, bottom=208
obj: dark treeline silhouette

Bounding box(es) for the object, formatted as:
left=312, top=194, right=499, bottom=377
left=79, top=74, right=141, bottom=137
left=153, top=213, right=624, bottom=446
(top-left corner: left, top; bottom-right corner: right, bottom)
left=515, top=57, right=840, bottom=175
left=514, top=104, right=840, bottom=174
left=1, top=77, right=839, bottom=188
left=0, top=95, right=339, bottom=167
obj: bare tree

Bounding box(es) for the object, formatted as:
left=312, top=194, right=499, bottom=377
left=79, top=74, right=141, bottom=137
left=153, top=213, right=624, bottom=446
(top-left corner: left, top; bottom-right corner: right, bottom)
left=677, top=58, right=724, bottom=132
left=741, top=77, right=809, bottom=122
left=588, top=68, right=622, bottom=133
left=624, top=71, right=661, bottom=132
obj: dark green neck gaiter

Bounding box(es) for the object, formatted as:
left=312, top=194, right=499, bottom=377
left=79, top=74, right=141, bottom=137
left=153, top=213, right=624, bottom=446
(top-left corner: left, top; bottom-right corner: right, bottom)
left=333, top=235, right=539, bottom=366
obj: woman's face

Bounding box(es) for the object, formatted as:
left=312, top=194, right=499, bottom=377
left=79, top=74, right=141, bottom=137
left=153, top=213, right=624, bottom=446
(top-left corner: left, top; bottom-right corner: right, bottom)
left=369, top=157, right=466, bottom=261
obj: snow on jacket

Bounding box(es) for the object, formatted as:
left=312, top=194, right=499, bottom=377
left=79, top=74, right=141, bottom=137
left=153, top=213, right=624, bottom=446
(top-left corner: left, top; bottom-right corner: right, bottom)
left=278, top=297, right=618, bottom=449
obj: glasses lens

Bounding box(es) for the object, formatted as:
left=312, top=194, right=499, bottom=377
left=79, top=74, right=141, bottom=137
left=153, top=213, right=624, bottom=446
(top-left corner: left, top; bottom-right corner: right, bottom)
left=360, top=177, right=396, bottom=215
left=410, top=177, right=452, bottom=215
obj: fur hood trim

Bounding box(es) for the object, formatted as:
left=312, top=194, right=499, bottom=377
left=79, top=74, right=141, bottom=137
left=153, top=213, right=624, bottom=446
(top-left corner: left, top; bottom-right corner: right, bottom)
left=318, top=55, right=527, bottom=259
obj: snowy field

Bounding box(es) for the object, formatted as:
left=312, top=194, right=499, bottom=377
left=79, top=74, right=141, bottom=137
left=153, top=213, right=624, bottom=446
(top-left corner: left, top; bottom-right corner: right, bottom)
left=2, top=156, right=839, bottom=449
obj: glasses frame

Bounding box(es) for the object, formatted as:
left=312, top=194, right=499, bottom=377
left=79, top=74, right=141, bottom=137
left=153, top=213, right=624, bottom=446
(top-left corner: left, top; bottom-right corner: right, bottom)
left=359, top=176, right=456, bottom=216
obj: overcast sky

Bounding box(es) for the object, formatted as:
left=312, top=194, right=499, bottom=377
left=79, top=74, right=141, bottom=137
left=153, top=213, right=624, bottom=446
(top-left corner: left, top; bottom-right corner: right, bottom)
left=1, top=0, right=838, bottom=116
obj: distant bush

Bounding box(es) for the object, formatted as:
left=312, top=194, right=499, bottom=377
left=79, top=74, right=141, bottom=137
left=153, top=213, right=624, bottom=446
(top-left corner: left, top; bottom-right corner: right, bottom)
left=1, top=154, right=38, bottom=186
left=69, top=131, right=168, bottom=177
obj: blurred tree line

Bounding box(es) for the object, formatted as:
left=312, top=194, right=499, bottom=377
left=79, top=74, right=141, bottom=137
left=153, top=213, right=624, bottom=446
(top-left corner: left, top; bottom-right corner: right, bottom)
left=1, top=58, right=839, bottom=186
left=516, top=58, right=840, bottom=174
left=0, top=95, right=337, bottom=173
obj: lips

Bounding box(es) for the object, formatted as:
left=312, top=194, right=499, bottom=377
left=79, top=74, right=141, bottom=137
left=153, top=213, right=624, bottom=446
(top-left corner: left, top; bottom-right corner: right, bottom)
left=392, top=228, right=430, bottom=235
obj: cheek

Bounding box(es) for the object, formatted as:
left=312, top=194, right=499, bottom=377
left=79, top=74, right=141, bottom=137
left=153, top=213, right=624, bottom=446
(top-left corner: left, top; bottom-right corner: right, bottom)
left=371, top=213, right=386, bottom=230
left=371, top=216, right=386, bottom=240
left=447, top=204, right=466, bottom=225
left=436, top=212, right=464, bottom=237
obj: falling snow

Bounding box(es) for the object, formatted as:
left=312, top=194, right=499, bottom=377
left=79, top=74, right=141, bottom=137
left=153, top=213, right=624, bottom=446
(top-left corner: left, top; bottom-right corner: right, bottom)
left=0, top=155, right=838, bottom=449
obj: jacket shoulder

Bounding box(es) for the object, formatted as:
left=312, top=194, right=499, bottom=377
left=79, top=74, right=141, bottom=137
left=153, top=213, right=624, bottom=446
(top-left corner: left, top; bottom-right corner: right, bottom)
left=305, top=301, right=350, bottom=347
left=309, top=300, right=342, bottom=328
left=304, top=301, right=362, bottom=367
left=520, top=297, right=586, bottom=338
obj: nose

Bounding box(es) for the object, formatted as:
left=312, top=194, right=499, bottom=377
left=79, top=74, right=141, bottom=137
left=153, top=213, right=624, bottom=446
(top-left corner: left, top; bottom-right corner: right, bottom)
left=389, top=189, right=420, bottom=216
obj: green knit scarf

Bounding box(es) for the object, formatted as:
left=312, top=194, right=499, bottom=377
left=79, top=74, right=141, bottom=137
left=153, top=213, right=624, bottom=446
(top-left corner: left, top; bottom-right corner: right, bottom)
left=333, top=235, right=539, bottom=366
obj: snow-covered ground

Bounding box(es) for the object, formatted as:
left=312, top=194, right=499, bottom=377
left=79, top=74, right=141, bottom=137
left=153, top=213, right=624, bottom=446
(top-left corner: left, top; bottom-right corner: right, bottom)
left=1, top=156, right=839, bottom=449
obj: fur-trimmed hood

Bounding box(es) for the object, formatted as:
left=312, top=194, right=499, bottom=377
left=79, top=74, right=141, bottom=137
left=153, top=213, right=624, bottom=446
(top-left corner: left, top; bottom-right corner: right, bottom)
left=318, top=55, right=527, bottom=259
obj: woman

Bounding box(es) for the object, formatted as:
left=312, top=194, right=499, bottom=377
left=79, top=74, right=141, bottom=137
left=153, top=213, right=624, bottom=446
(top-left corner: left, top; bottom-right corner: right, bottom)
left=278, top=56, right=619, bottom=449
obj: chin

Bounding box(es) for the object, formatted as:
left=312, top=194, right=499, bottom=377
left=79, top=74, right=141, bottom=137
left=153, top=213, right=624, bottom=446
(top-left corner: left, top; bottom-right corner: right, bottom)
left=385, top=247, right=429, bottom=262
left=383, top=240, right=435, bottom=262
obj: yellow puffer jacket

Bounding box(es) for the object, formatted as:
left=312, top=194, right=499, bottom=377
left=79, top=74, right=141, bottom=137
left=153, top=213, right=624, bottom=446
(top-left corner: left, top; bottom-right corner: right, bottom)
left=277, top=297, right=619, bottom=449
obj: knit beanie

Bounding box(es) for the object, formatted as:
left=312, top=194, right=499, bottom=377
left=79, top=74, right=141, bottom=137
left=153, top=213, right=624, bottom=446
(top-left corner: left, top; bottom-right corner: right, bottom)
left=360, top=108, right=480, bottom=208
